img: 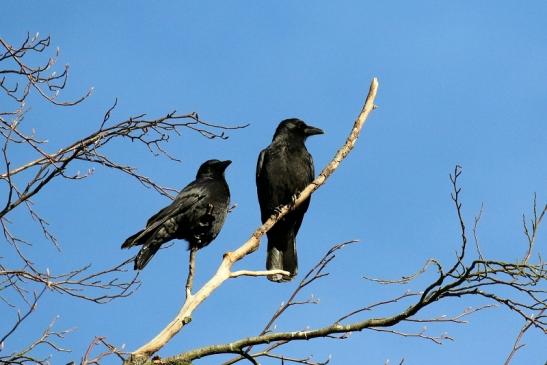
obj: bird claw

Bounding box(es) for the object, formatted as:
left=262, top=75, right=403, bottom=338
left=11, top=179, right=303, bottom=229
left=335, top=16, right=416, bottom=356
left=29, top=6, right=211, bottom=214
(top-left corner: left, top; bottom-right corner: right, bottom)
left=291, top=192, right=300, bottom=205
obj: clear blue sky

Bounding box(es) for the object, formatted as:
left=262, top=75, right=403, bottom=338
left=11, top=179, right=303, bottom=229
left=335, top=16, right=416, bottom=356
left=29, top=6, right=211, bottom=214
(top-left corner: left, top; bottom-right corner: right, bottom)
left=2, top=1, right=546, bottom=364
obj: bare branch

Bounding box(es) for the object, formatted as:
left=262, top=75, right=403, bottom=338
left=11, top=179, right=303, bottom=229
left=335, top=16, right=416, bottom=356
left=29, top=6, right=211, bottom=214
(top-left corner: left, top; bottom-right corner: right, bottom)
left=0, top=257, right=141, bottom=304
left=472, top=203, right=485, bottom=260
left=229, top=269, right=291, bottom=278
left=0, top=287, right=46, bottom=347
left=80, top=336, right=128, bottom=365
left=504, top=309, right=545, bottom=365
left=0, top=33, right=247, bottom=365
left=257, top=353, right=330, bottom=365
left=369, top=327, right=453, bottom=345
left=224, top=240, right=358, bottom=365
left=363, top=259, right=443, bottom=285
left=127, top=78, right=380, bottom=361
left=0, top=34, right=92, bottom=106
left=148, top=168, right=546, bottom=365
left=0, top=311, right=72, bottom=365
left=522, top=194, right=546, bottom=263
left=0, top=109, right=248, bottom=217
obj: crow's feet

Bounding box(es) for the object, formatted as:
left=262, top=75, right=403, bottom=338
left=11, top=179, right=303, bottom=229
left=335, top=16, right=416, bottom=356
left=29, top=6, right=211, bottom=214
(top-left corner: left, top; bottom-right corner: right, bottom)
left=291, top=192, right=300, bottom=205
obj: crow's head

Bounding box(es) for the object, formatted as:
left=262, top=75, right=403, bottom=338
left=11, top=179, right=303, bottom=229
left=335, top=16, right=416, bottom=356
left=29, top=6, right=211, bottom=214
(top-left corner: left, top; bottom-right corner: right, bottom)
left=273, top=118, right=324, bottom=142
left=196, top=159, right=232, bottom=178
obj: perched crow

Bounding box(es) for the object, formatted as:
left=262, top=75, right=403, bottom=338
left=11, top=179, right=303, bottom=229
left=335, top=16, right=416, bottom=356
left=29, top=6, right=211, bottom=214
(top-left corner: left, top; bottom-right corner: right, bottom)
left=122, top=159, right=231, bottom=270
left=256, top=119, right=323, bottom=282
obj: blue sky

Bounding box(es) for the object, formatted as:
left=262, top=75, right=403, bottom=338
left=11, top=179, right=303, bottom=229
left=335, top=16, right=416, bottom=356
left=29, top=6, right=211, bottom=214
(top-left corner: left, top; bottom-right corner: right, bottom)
left=2, top=1, right=546, bottom=364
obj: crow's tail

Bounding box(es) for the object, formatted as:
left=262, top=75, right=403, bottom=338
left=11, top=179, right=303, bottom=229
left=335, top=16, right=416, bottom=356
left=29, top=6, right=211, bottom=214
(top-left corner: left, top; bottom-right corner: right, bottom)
left=121, top=229, right=145, bottom=249
left=266, top=232, right=297, bottom=282
left=134, top=243, right=161, bottom=270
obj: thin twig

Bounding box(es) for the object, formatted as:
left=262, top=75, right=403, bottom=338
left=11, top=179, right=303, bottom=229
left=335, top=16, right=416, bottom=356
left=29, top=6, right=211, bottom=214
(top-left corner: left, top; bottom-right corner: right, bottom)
left=127, top=78, right=379, bottom=361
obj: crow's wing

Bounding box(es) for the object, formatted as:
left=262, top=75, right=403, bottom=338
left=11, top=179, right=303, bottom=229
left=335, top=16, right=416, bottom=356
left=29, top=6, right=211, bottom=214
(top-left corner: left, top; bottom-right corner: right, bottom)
left=126, top=180, right=208, bottom=246
left=303, top=150, right=315, bottom=184
left=256, top=149, right=265, bottom=181
left=256, top=148, right=274, bottom=222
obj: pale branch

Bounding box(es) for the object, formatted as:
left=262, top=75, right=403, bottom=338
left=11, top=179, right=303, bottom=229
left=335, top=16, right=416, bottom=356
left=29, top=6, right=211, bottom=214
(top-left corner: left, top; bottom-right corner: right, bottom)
left=127, top=78, right=380, bottom=362
left=229, top=269, right=290, bottom=278
left=145, top=168, right=545, bottom=365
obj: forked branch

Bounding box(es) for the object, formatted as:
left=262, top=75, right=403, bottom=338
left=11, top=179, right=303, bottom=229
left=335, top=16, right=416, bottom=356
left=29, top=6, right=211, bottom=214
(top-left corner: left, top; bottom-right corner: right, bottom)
left=126, top=78, right=380, bottom=362
left=0, top=33, right=247, bottom=364
left=154, top=171, right=545, bottom=365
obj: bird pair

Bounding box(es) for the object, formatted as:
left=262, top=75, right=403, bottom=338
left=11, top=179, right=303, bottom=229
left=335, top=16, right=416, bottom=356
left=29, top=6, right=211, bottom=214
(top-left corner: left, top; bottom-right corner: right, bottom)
left=121, top=118, right=324, bottom=282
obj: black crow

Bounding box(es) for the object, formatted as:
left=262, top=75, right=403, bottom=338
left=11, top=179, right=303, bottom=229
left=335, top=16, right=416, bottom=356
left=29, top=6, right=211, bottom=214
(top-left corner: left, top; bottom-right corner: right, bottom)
left=122, top=159, right=231, bottom=270
left=256, top=118, right=323, bottom=282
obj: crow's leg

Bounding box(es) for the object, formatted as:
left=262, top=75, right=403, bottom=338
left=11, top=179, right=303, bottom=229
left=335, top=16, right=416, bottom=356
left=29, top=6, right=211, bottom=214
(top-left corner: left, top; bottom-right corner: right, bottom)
left=185, top=247, right=198, bottom=298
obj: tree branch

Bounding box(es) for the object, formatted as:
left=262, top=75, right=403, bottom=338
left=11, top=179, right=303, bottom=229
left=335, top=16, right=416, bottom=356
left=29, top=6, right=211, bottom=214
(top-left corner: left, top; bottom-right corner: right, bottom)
left=0, top=33, right=248, bottom=364
left=126, top=77, right=380, bottom=362
left=146, top=169, right=545, bottom=365
left=229, top=269, right=290, bottom=278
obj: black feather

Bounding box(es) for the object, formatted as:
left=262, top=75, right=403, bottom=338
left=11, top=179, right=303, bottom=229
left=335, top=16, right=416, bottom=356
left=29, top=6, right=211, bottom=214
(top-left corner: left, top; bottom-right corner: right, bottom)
left=256, top=119, right=323, bottom=282
left=122, top=159, right=231, bottom=270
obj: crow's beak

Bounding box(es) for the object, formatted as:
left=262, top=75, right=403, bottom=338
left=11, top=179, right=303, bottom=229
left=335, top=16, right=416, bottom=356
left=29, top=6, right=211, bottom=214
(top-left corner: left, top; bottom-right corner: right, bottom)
left=304, top=125, right=324, bottom=136
left=220, top=160, right=232, bottom=170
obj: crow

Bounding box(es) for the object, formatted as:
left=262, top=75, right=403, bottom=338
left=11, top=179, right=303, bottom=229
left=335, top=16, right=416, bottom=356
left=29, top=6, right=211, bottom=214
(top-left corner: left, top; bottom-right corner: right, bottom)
left=121, top=159, right=231, bottom=270
left=256, top=118, right=323, bottom=282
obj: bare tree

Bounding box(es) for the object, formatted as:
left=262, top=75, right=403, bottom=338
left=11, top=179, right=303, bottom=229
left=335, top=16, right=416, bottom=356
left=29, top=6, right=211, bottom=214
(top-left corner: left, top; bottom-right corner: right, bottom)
left=0, top=33, right=245, bottom=364
left=1, top=34, right=544, bottom=365
left=120, top=80, right=545, bottom=365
